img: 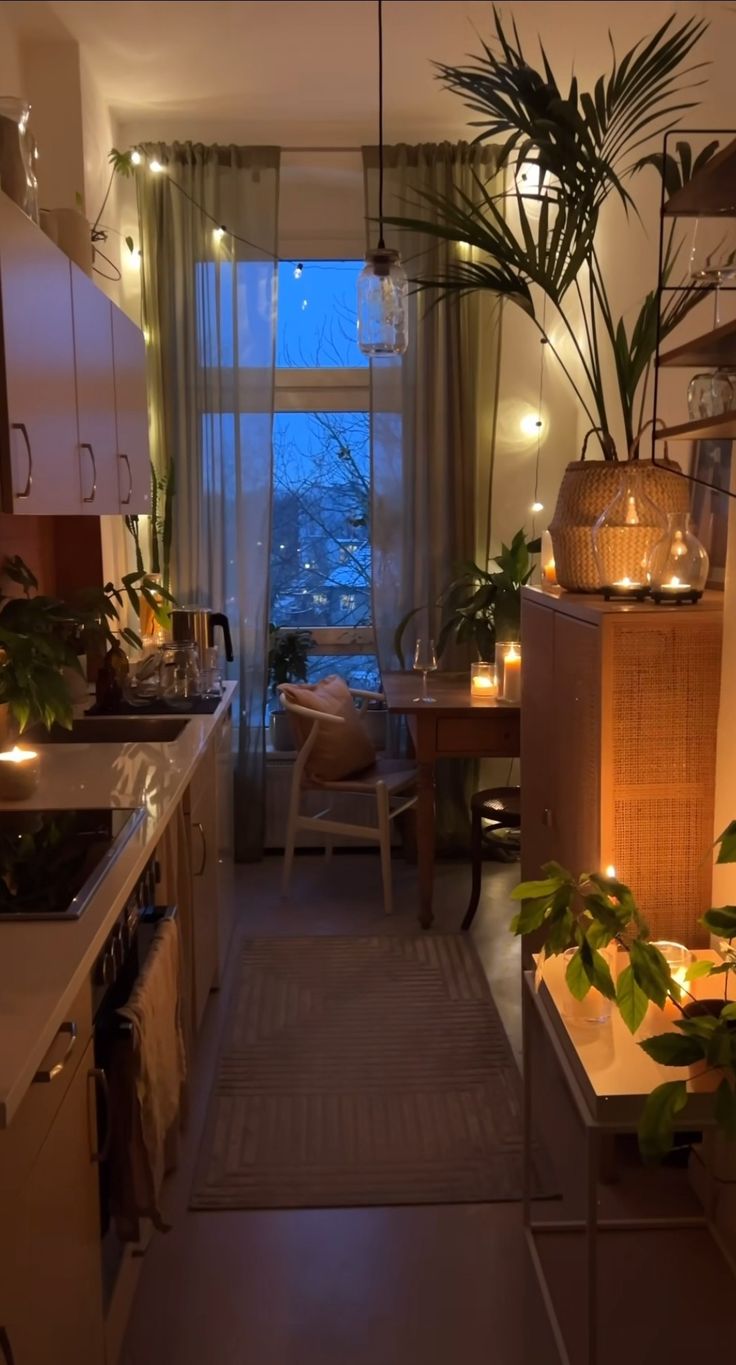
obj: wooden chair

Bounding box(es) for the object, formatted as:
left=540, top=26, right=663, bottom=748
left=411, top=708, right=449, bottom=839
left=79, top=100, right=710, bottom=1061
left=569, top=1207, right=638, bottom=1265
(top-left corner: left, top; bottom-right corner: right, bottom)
left=462, top=786, right=521, bottom=931
left=278, top=685, right=417, bottom=915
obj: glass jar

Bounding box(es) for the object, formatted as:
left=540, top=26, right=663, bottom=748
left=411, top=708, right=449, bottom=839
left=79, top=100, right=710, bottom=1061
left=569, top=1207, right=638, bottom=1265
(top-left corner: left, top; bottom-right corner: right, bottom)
left=592, top=466, right=667, bottom=598
left=687, top=372, right=713, bottom=420
left=647, top=512, right=709, bottom=603
left=0, top=98, right=39, bottom=222
left=357, top=247, right=409, bottom=355
left=160, top=642, right=202, bottom=711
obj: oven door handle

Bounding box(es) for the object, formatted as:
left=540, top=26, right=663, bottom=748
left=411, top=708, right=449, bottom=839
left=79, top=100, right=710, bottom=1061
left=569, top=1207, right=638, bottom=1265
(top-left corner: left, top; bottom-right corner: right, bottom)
left=88, top=1066, right=112, bottom=1163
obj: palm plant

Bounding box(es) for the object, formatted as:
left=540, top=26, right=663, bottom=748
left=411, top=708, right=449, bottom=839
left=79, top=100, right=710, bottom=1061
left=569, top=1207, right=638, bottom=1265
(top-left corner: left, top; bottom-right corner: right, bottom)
left=383, top=11, right=715, bottom=458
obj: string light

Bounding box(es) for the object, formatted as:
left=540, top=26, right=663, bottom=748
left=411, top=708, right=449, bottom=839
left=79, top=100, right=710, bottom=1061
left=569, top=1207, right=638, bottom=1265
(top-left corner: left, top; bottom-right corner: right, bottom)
left=213, top=225, right=226, bottom=244
left=531, top=500, right=544, bottom=514
left=149, top=159, right=164, bottom=174
left=530, top=305, right=548, bottom=535
left=293, top=263, right=303, bottom=279
left=130, top=149, right=142, bottom=166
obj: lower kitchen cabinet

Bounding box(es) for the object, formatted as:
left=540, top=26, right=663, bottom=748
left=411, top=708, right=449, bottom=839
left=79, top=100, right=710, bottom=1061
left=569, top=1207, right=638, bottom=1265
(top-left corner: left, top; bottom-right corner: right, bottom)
left=215, top=703, right=235, bottom=983
left=189, top=741, right=220, bottom=1030
left=0, top=1036, right=104, bottom=1365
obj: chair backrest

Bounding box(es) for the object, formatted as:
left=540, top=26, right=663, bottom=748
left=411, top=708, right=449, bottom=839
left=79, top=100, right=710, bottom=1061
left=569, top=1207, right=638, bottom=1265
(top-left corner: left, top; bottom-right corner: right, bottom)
left=277, top=676, right=376, bottom=783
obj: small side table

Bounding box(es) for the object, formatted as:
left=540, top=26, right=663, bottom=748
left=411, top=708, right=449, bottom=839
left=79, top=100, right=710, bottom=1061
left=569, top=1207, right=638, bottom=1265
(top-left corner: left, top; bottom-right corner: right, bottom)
left=523, top=959, right=736, bottom=1365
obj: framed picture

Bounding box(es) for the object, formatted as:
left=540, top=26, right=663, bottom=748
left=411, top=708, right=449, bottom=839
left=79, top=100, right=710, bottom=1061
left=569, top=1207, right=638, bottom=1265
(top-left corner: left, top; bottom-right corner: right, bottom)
left=689, top=439, right=732, bottom=588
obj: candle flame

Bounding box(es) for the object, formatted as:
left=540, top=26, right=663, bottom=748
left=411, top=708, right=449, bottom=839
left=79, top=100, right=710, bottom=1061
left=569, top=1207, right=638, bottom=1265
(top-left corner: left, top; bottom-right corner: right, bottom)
left=605, top=864, right=617, bottom=879
left=0, top=746, right=38, bottom=763
left=505, top=646, right=520, bottom=662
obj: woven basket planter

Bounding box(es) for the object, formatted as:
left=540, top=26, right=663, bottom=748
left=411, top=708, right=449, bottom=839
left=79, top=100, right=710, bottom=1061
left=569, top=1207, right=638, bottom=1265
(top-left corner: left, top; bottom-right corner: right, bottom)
left=549, top=456, right=690, bottom=592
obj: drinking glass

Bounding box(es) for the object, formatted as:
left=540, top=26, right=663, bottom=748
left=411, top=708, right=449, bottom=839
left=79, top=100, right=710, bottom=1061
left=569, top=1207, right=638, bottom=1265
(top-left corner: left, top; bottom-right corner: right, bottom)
left=413, top=638, right=437, bottom=703
left=689, top=217, right=736, bottom=326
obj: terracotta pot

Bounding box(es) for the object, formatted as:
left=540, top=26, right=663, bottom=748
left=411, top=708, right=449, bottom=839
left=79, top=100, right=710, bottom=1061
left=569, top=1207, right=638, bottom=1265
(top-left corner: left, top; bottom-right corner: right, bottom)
left=549, top=453, right=690, bottom=592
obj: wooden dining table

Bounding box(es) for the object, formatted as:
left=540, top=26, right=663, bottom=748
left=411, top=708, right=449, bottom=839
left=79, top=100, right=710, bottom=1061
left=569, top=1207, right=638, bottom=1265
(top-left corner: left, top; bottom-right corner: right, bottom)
left=381, top=672, right=521, bottom=929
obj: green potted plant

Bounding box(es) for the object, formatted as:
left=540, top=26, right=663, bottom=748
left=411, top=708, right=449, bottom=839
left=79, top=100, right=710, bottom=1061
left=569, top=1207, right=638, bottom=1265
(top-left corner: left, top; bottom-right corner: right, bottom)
left=268, top=625, right=313, bottom=751
left=394, top=527, right=539, bottom=666
left=383, top=11, right=714, bottom=589
left=0, top=556, right=172, bottom=740
left=512, top=819, right=736, bottom=1162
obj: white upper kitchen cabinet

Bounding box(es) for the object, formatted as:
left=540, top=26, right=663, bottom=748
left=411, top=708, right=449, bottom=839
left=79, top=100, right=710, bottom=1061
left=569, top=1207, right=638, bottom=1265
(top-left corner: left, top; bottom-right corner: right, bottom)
left=112, top=305, right=150, bottom=514
left=70, top=265, right=121, bottom=514
left=0, top=193, right=80, bottom=514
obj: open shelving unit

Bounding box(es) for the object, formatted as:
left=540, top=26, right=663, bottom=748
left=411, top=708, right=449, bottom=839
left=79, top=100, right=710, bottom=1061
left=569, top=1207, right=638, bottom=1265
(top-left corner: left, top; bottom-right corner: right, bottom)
left=652, top=128, right=736, bottom=450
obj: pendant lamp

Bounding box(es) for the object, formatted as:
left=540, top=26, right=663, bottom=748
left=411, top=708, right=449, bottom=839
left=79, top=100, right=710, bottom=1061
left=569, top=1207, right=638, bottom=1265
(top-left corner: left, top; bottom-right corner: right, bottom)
left=357, top=0, right=409, bottom=356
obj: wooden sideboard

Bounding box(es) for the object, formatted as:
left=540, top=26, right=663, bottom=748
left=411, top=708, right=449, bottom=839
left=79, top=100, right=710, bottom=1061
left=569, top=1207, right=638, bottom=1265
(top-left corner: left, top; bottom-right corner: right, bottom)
left=521, top=586, right=723, bottom=945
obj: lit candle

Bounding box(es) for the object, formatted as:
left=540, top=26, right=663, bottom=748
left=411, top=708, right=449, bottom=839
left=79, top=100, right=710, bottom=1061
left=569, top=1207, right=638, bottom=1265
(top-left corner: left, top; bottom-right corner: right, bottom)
left=470, top=663, right=498, bottom=699
left=0, top=746, right=40, bottom=800
left=662, top=575, right=691, bottom=592
left=501, top=644, right=522, bottom=703
left=542, top=558, right=557, bottom=586
left=612, top=576, right=643, bottom=590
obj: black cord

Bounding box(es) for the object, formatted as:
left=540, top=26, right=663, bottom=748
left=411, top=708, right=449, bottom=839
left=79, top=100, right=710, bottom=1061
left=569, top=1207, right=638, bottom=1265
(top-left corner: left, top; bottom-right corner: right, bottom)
left=377, top=0, right=385, bottom=250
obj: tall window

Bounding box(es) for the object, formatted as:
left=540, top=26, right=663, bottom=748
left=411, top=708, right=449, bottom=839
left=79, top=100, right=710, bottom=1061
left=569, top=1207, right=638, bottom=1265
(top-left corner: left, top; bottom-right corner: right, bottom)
left=271, top=260, right=378, bottom=696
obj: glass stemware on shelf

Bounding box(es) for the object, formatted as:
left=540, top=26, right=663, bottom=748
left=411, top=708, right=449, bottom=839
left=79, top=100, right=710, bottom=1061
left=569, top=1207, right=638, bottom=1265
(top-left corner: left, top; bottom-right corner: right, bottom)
left=687, top=369, right=736, bottom=421
left=413, top=637, right=438, bottom=703
left=688, top=215, right=736, bottom=327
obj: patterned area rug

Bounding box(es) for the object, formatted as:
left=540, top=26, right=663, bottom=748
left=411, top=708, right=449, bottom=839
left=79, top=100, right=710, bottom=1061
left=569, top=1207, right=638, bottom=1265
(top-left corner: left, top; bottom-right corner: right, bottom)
left=191, top=934, right=536, bottom=1210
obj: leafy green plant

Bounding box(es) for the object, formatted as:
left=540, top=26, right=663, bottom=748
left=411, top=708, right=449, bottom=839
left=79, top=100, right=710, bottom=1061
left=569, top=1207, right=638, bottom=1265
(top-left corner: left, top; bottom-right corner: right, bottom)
left=383, top=11, right=715, bottom=457
left=394, top=527, right=540, bottom=666
left=0, top=557, right=173, bottom=733
left=268, top=625, right=313, bottom=696
left=512, top=820, right=736, bottom=1162
left=125, top=459, right=176, bottom=591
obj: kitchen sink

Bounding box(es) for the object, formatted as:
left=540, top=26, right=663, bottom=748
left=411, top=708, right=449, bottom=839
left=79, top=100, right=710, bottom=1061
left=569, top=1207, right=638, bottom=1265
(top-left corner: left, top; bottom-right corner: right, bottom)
left=25, top=716, right=191, bottom=745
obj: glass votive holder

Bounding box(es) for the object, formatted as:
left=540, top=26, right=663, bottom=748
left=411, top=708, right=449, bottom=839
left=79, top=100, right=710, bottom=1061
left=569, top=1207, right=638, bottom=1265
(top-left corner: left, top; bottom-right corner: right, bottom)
left=500, top=642, right=522, bottom=703
left=470, top=662, right=497, bottom=700
left=651, top=940, right=694, bottom=1015
left=560, top=947, right=613, bottom=1025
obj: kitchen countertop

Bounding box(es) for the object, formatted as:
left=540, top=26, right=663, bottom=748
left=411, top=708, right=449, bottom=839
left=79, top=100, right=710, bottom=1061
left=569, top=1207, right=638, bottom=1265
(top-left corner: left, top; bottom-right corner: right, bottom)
left=0, top=682, right=236, bottom=1127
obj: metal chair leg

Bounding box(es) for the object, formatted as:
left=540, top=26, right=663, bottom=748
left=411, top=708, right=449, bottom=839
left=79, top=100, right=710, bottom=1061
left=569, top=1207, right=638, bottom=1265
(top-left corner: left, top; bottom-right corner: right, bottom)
left=462, top=806, right=484, bottom=930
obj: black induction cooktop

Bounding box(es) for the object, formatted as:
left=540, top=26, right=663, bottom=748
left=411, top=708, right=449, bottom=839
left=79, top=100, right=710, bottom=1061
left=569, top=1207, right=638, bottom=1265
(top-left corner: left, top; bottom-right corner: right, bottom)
left=0, top=807, right=145, bottom=921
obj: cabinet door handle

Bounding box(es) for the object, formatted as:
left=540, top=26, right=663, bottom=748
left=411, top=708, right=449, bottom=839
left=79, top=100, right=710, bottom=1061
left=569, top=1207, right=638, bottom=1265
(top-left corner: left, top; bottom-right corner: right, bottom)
left=88, top=1067, right=112, bottom=1163
left=80, top=442, right=97, bottom=502
left=33, top=1020, right=77, bottom=1083
left=119, top=452, right=133, bottom=505
left=11, top=422, right=32, bottom=499
left=193, top=821, right=207, bottom=877
left=0, top=1327, right=16, bottom=1365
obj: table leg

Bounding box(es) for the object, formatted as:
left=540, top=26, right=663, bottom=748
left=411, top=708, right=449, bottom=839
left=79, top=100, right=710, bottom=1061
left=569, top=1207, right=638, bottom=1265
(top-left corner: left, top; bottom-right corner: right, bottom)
left=417, top=759, right=436, bottom=928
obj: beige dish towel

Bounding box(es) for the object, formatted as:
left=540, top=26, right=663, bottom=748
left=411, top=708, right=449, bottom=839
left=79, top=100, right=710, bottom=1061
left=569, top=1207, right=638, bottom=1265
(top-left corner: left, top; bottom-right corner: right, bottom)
left=111, top=917, right=187, bottom=1239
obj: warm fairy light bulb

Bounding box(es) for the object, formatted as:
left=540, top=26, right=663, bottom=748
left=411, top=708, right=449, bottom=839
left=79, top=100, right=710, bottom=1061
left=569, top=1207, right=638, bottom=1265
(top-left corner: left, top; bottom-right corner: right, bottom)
left=213, top=225, right=225, bottom=244
left=531, top=500, right=544, bottom=514
left=130, top=149, right=142, bottom=166
left=293, top=263, right=303, bottom=279
left=149, top=159, right=164, bottom=174
left=520, top=413, right=544, bottom=437
left=605, top=864, right=617, bottom=879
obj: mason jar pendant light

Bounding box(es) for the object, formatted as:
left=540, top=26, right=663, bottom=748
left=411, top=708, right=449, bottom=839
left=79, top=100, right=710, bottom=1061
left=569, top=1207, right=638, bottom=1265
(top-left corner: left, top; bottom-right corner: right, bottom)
left=357, top=0, right=409, bottom=356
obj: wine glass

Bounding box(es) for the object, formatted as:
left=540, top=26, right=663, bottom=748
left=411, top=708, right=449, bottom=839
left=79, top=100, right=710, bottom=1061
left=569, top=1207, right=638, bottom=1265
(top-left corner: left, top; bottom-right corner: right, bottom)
left=689, top=217, right=736, bottom=326
left=413, top=638, right=438, bottom=703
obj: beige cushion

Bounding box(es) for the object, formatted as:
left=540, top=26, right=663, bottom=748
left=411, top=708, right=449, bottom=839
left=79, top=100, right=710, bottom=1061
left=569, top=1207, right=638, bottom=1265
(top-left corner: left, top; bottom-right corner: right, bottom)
left=281, top=676, right=376, bottom=782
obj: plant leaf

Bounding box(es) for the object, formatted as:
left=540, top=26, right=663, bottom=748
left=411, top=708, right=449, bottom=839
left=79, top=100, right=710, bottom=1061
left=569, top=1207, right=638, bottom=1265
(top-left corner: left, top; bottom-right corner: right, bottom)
left=638, top=1080, right=688, bottom=1163
left=639, top=1032, right=704, bottom=1066
left=616, top=964, right=649, bottom=1034
left=565, top=949, right=590, bottom=1001
left=702, top=906, right=736, bottom=938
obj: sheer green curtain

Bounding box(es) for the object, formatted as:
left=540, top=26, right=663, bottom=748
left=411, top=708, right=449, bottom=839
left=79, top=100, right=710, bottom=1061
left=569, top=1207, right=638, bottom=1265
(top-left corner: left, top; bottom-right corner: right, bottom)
left=137, top=143, right=280, bottom=858
left=364, top=142, right=502, bottom=846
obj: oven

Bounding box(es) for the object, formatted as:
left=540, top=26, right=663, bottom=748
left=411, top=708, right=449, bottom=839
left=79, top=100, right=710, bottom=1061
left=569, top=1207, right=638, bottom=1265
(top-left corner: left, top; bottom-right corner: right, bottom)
left=91, top=853, right=176, bottom=1303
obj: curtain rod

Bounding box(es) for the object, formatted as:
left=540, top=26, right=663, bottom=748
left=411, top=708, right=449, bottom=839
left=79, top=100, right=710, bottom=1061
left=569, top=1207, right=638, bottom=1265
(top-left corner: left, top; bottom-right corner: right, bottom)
left=281, top=146, right=361, bottom=153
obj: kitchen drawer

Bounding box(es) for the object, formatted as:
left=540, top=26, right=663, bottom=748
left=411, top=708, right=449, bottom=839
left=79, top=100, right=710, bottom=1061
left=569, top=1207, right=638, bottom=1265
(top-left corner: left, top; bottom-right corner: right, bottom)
left=0, top=976, right=92, bottom=1190
left=435, top=714, right=520, bottom=756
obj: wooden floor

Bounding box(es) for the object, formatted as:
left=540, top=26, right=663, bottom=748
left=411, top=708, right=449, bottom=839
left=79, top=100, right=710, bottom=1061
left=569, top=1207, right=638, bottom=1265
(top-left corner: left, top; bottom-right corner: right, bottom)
left=121, top=852, right=558, bottom=1365
left=121, top=853, right=736, bottom=1364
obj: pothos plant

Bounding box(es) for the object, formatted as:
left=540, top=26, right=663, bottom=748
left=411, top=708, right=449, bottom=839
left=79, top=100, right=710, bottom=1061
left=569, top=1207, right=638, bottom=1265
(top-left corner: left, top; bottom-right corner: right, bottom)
left=512, top=820, right=736, bottom=1162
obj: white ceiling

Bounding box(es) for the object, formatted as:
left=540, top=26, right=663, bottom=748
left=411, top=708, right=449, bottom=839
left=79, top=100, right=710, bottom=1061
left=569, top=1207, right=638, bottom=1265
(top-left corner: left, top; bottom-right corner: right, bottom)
left=45, top=0, right=494, bottom=142
left=9, top=1, right=726, bottom=146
